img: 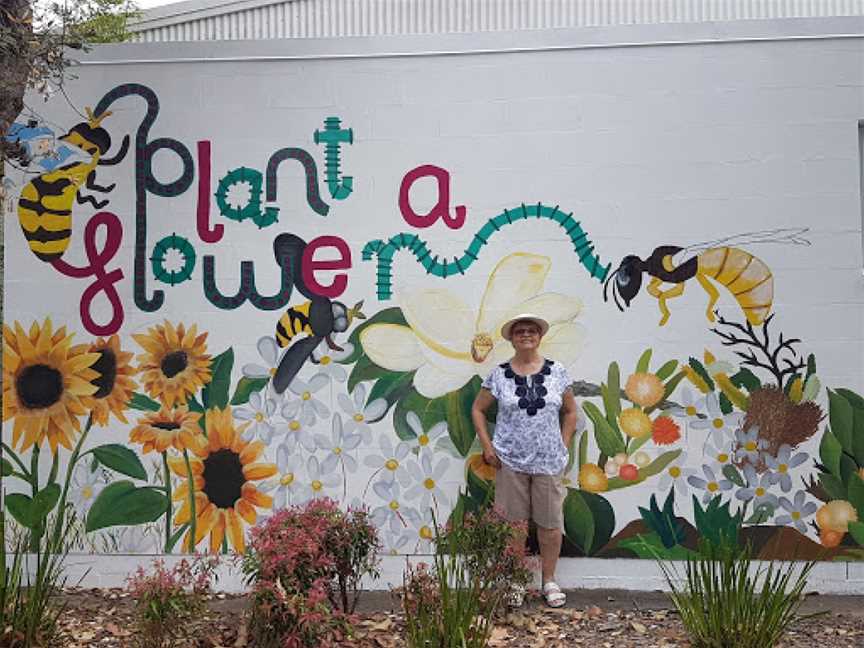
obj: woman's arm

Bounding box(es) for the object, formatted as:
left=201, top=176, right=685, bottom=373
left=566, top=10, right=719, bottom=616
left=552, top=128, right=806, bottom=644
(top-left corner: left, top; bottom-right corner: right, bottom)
left=560, top=389, right=579, bottom=449
left=471, top=388, right=501, bottom=468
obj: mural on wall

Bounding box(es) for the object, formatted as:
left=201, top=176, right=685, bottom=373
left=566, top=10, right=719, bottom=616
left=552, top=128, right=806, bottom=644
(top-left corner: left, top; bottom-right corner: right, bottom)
left=3, top=82, right=864, bottom=562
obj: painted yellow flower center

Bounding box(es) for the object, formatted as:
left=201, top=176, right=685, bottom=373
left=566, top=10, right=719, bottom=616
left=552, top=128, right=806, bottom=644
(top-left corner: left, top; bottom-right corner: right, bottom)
left=312, top=480, right=322, bottom=491
left=791, top=511, right=801, bottom=520
left=685, top=406, right=697, bottom=416
left=333, top=447, right=342, bottom=455
left=745, top=441, right=757, bottom=452
left=778, top=464, right=788, bottom=473
left=423, top=478, right=435, bottom=490
left=707, top=482, right=719, bottom=492
left=255, top=412, right=264, bottom=422
left=389, top=500, right=399, bottom=511
left=755, top=487, right=766, bottom=497
left=269, top=367, right=277, bottom=376
left=281, top=473, right=294, bottom=486
left=712, top=418, right=724, bottom=429
left=717, top=453, right=729, bottom=463
left=418, top=434, right=429, bottom=446
left=82, top=485, right=94, bottom=500
left=470, top=333, right=494, bottom=363
left=419, top=526, right=434, bottom=540
left=385, top=459, right=399, bottom=471
left=669, top=466, right=681, bottom=478
left=302, top=391, right=311, bottom=401
left=353, top=413, right=365, bottom=422
left=320, top=356, right=331, bottom=365
left=289, top=420, right=301, bottom=431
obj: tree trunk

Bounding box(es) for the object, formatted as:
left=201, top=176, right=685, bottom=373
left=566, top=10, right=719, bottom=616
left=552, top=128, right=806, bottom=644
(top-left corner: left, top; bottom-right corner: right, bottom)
left=0, top=0, right=33, bottom=180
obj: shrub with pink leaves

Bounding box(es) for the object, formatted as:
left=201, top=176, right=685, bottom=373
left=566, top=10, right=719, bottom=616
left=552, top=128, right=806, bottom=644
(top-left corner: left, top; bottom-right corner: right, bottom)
left=125, top=555, right=219, bottom=648
left=242, top=498, right=381, bottom=648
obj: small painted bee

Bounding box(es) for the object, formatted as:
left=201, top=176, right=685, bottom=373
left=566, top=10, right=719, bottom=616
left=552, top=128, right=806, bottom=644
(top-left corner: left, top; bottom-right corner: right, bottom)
left=604, top=229, right=810, bottom=326
left=17, top=108, right=129, bottom=262
left=271, top=233, right=366, bottom=394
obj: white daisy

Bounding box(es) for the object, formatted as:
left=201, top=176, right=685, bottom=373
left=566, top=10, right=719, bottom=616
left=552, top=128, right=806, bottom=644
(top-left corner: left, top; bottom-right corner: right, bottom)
left=235, top=390, right=279, bottom=443
left=775, top=490, right=818, bottom=534
left=271, top=445, right=303, bottom=509
left=687, top=465, right=733, bottom=504
left=294, top=456, right=340, bottom=504
left=242, top=336, right=282, bottom=380
left=288, top=374, right=331, bottom=424
left=311, top=341, right=354, bottom=382
left=690, top=393, right=742, bottom=440
left=364, top=435, right=412, bottom=485
left=381, top=528, right=412, bottom=555
left=400, top=508, right=437, bottom=553
left=668, top=387, right=706, bottom=421
left=315, top=414, right=361, bottom=474
left=705, top=438, right=735, bottom=469
left=734, top=426, right=768, bottom=465
left=735, top=464, right=778, bottom=510
left=70, top=465, right=105, bottom=518
left=657, top=450, right=696, bottom=495
left=279, top=398, right=316, bottom=452
left=405, top=453, right=451, bottom=513
left=370, top=479, right=421, bottom=533
left=405, top=412, right=448, bottom=456
left=338, top=382, right=388, bottom=444
left=766, top=445, right=808, bottom=492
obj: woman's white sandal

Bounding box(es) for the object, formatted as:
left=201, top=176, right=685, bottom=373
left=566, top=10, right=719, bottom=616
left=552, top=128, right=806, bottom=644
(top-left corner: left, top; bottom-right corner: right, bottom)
left=542, top=581, right=566, bottom=608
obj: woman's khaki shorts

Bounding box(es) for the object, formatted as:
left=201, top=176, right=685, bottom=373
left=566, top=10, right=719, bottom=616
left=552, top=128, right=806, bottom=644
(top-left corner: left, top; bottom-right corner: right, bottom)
left=494, top=464, right=566, bottom=531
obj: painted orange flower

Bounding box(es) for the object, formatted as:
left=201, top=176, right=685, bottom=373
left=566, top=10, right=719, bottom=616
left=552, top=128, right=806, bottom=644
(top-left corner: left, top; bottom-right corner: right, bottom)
left=619, top=407, right=652, bottom=439
left=624, top=372, right=665, bottom=408
left=133, top=321, right=212, bottom=408
left=652, top=416, right=681, bottom=445
left=578, top=463, right=608, bottom=493
left=88, top=334, right=138, bottom=427
left=2, top=318, right=99, bottom=453
left=130, top=406, right=202, bottom=454
left=467, top=453, right=497, bottom=482
left=169, top=407, right=276, bottom=553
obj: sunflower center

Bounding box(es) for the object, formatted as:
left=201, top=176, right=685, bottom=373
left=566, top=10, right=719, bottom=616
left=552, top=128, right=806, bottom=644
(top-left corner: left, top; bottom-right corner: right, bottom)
left=419, top=526, right=434, bottom=540
left=90, top=348, right=118, bottom=398
left=353, top=413, right=365, bottom=422
left=470, top=333, right=494, bottom=363
left=16, top=364, right=63, bottom=409
left=201, top=449, right=245, bottom=509
left=423, top=478, right=435, bottom=490
left=153, top=421, right=181, bottom=431
left=669, top=466, right=681, bottom=478
left=707, top=482, right=719, bottom=492
left=389, top=500, right=399, bottom=511
left=385, top=459, right=399, bottom=471
left=685, top=406, right=697, bottom=416
left=161, top=351, right=188, bottom=378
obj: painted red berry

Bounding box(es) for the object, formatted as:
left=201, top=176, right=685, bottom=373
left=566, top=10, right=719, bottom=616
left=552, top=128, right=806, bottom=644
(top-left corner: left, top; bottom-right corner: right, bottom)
left=619, top=464, right=639, bottom=481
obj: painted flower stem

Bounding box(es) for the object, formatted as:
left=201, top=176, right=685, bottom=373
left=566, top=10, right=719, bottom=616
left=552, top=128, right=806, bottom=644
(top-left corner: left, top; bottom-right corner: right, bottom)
left=2, top=442, right=30, bottom=478
left=162, top=451, right=172, bottom=553
left=29, top=444, right=42, bottom=551
left=183, top=449, right=197, bottom=553
left=51, top=414, right=94, bottom=551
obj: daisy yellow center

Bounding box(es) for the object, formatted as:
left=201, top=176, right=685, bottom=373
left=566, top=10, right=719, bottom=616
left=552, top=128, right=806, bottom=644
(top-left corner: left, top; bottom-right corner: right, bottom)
left=312, top=480, right=323, bottom=491
left=269, top=367, right=277, bottom=376
left=423, top=478, right=435, bottom=490
left=755, top=487, right=766, bottom=497
left=389, top=500, right=399, bottom=511
left=302, top=391, right=311, bottom=401
left=419, top=526, right=434, bottom=540
left=320, top=356, right=331, bottom=365
left=385, top=459, right=399, bottom=471
left=717, top=453, right=729, bottom=463
left=82, top=485, right=94, bottom=500
left=791, top=511, right=801, bottom=520
left=669, top=466, right=681, bottom=478
left=255, top=413, right=264, bottom=422
left=418, top=434, right=429, bottom=446
left=778, top=464, right=788, bottom=473
left=281, top=473, right=294, bottom=486
left=707, top=482, right=719, bottom=492
left=353, top=413, right=365, bottom=422
left=333, top=447, right=342, bottom=455
left=745, top=441, right=757, bottom=451
left=712, top=418, right=724, bottom=429
left=289, top=421, right=300, bottom=431
left=685, top=406, right=697, bottom=416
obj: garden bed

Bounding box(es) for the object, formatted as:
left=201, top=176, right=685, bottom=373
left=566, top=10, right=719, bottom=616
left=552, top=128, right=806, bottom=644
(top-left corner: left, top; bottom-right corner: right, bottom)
left=55, top=587, right=864, bottom=647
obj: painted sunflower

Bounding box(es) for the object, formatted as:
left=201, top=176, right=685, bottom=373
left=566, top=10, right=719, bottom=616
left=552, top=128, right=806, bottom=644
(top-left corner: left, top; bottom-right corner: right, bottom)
left=130, top=406, right=202, bottom=454
left=133, top=321, right=212, bottom=408
left=168, top=407, right=276, bottom=553
left=2, top=318, right=100, bottom=453
left=88, top=334, right=138, bottom=426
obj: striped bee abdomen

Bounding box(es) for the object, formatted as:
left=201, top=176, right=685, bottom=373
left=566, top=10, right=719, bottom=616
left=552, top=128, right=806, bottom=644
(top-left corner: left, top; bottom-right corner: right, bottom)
left=698, top=247, right=773, bottom=325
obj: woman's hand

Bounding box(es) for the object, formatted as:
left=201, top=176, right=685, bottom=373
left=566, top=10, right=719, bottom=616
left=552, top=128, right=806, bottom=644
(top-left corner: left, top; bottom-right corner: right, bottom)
left=483, top=446, right=502, bottom=469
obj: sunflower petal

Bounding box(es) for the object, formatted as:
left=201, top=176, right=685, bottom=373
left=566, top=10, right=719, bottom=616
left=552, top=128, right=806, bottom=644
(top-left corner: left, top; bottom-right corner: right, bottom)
left=226, top=508, right=245, bottom=553
left=243, top=463, right=278, bottom=481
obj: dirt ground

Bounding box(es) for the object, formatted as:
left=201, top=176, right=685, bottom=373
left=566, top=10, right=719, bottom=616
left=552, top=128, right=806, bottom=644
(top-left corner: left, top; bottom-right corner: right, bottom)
left=55, top=587, right=864, bottom=647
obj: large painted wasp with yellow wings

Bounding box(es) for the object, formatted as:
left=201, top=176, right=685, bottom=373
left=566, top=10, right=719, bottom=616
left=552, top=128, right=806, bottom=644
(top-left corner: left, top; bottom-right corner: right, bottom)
left=271, top=234, right=365, bottom=394
left=604, top=229, right=810, bottom=326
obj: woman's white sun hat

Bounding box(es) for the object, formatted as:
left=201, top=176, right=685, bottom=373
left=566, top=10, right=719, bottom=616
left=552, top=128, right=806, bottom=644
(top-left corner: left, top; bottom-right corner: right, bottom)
left=500, top=313, right=550, bottom=341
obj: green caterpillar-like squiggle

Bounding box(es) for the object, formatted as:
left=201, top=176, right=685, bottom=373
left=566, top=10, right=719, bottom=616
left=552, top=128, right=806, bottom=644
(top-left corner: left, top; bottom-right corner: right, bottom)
left=361, top=202, right=610, bottom=300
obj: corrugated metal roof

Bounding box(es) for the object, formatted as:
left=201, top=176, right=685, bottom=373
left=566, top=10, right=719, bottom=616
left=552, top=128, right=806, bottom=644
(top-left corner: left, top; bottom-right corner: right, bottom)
left=130, top=0, right=864, bottom=42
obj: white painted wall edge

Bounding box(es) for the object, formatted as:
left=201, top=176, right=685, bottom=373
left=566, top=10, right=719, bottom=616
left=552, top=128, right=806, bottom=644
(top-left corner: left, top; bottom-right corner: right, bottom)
left=79, top=16, right=864, bottom=66
left=11, top=554, right=864, bottom=595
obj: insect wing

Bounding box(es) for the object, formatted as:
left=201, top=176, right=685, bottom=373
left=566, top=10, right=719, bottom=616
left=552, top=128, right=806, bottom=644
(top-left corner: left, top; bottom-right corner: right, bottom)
left=670, top=228, right=811, bottom=267
left=273, top=336, right=322, bottom=395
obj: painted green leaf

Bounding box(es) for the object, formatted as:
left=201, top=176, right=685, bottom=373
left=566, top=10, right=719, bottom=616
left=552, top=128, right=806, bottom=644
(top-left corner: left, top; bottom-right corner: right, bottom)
left=92, top=444, right=147, bottom=480
left=341, top=307, right=407, bottom=365
left=688, top=357, right=715, bottom=392
left=466, top=468, right=493, bottom=507
left=828, top=389, right=854, bottom=453
left=852, top=407, right=864, bottom=466
left=187, top=394, right=204, bottom=413
left=819, top=473, right=847, bottom=500
left=802, top=374, right=821, bottom=402
left=166, top=523, right=190, bottom=553
left=1, top=458, right=13, bottom=478
left=730, top=368, right=761, bottom=392
left=619, top=532, right=696, bottom=560
left=366, top=371, right=415, bottom=421
left=86, top=481, right=169, bottom=532
left=722, top=464, right=745, bottom=487
left=836, top=388, right=864, bottom=410
left=393, top=388, right=447, bottom=442
left=444, top=376, right=480, bottom=457
left=744, top=503, right=775, bottom=525
left=563, top=488, right=615, bottom=556
left=583, top=401, right=625, bottom=457
left=655, top=360, right=678, bottom=381
left=606, top=450, right=681, bottom=491
left=718, top=392, right=733, bottom=415
left=603, top=362, right=621, bottom=428
left=804, top=353, right=817, bottom=382
left=347, top=353, right=391, bottom=392
left=230, top=376, right=268, bottom=405
left=847, top=473, right=864, bottom=521
left=127, top=392, right=161, bottom=412
left=202, top=348, right=234, bottom=410
left=840, top=454, right=858, bottom=487
left=635, top=349, right=653, bottom=374
left=578, top=428, right=588, bottom=470
left=819, top=428, right=842, bottom=477
left=5, top=484, right=61, bottom=529
left=849, top=521, right=864, bottom=548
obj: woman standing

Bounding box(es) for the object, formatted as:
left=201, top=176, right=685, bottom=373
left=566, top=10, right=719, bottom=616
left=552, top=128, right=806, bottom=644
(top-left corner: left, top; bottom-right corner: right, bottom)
left=471, top=313, right=579, bottom=608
